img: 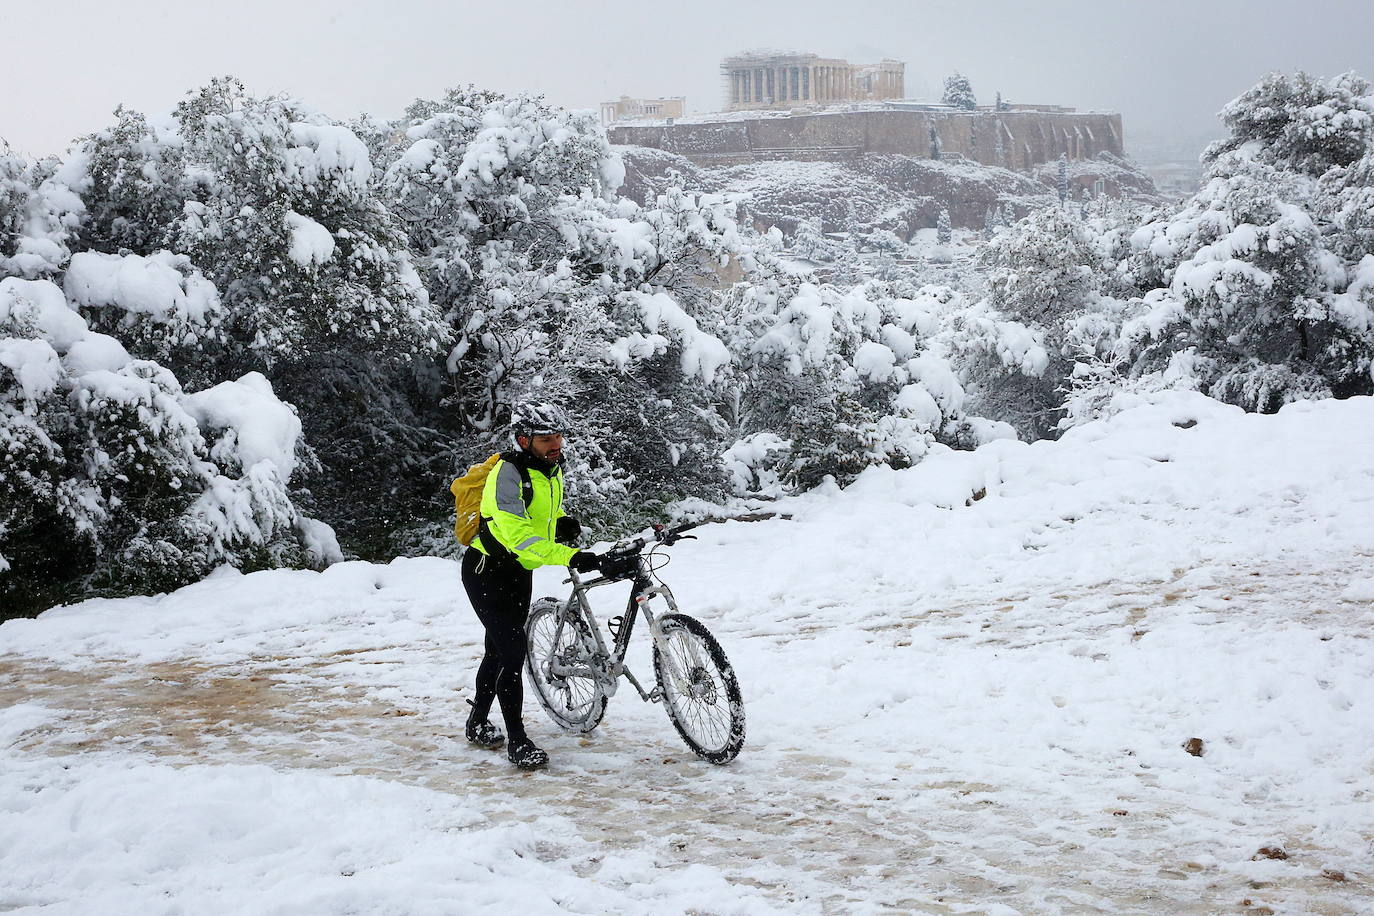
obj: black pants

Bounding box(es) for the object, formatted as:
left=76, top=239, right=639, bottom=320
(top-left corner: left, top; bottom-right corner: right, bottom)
left=461, top=547, right=533, bottom=743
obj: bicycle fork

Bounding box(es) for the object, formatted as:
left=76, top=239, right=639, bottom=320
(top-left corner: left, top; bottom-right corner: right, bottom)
left=633, top=581, right=709, bottom=705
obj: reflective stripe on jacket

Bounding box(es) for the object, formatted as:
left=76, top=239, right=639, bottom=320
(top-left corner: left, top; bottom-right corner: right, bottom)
left=474, top=455, right=578, bottom=570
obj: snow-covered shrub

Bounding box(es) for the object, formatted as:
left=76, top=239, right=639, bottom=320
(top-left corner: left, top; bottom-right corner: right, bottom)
left=0, top=144, right=85, bottom=281
left=945, top=205, right=1102, bottom=437
left=983, top=205, right=1100, bottom=328
left=0, top=277, right=337, bottom=614
left=63, top=78, right=451, bottom=377
left=63, top=250, right=223, bottom=367
left=967, top=71, right=1374, bottom=432
left=1113, top=156, right=1358, bottom=410
left=722, top=432, right=791, bottom=498
left=162, top=78, right=448, bottom=368
left=938, top=297, right=1055, bottom=438
left=57, top=78, right=457, bottom=553
left=861, top=227, right=907, bottom=254
left=723, top=279, right=1006, bottom=491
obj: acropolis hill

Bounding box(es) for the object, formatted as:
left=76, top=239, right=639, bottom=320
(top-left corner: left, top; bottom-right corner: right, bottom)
left=607, top=51, right=1124, bottom=171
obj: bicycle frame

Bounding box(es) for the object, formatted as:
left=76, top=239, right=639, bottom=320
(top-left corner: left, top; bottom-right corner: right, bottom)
left=543, top=560, right=699, bottom=704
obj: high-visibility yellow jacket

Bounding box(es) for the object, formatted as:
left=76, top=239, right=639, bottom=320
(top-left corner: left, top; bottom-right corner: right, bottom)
left=473, top=452, right=578, bottom=570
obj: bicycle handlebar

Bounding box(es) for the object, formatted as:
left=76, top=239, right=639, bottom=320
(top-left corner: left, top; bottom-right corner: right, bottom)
left=603, top=520, right=703, bottom=558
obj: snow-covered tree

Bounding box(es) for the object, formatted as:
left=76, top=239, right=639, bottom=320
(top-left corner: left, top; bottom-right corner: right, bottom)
left=0, top=144, right=84, bottom=281
left=936, top=208, right=953, bottom=245
left=942, top=73, right=978, bottom=111
left=948, top=205, right=1105, bottom=435
left=1114, top=160, right=1356, bottom=410
left=0, top=276, right=337, bottom=614
left=789, top=216, right=839, bottom=262
left=1204, top=71, right=1374, bottom=179
left=373, top=89, right=779, bottom=534
left=1051, top=70, right=1374, bottom=425
left=863, top=227, right=907, bottom=254
left=57, top=79, right=460, bottom=551
left=164, top=78, right=448, bottom=371
left=984, top=206, right=1098, bottom=327
left=719, top=279, right=1012, bottom=492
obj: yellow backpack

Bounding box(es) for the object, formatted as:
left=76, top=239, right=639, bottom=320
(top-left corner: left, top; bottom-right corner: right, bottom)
left=450, top=454, right=533, bottom=546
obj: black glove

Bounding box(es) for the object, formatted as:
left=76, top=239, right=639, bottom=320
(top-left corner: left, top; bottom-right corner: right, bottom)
left=555, top=516, right=583, bottom=545
left=568, top=551, right=601, bottom=573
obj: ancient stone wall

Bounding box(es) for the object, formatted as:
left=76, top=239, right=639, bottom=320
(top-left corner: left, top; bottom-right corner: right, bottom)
left=609, top=109, right=1124, bottom=172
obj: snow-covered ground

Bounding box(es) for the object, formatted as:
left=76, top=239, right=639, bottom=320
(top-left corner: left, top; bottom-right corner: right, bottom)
left=3, top=392, right=1373, bottom=914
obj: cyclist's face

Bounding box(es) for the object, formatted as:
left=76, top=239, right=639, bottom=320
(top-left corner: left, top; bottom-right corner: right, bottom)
left=523, top=433, right=564, bottom=462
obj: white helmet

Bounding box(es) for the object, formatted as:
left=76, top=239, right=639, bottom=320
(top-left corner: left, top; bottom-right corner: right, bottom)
left=510, top=402, right=571, bottom=440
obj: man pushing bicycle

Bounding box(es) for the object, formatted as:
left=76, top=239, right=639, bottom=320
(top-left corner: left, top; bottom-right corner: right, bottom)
left=460, top=403, right=604, bottom=770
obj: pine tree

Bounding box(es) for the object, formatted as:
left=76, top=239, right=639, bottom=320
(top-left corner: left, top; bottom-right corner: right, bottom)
left=790, top=216, right=837, bottom=261
left=969, top=205, right=1101, bottom=435
left=942, top=73, right=978, bottom=110
left=936, top=209, right=953, bottom=245
left=1204, top=70, right=1373, bottom=178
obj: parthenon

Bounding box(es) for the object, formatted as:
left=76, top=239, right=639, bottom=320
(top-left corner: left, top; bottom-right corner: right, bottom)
left=610, top=50, right=1123, bottom=175
left=722, top=51, right=905, bottom=111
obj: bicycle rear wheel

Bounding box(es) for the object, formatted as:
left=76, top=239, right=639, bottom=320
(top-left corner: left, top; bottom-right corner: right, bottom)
left=652, top=613, right=745, bottom=764
left=525, top=598, right=608, bottom=733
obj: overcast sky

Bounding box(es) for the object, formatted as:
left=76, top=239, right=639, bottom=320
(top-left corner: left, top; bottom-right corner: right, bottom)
left=3, top=0, right=1372, bottom=161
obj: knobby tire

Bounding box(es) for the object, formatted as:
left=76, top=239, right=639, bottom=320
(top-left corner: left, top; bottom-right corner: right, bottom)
left=525, top=598, right=608, bottom=733
left=652, top=613, right=746, bottom=764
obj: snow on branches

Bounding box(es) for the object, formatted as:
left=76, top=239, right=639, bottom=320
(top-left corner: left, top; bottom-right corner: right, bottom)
left=4, top=65, right=1372, bottom=605
left=724, top=279, right=1014, bottom=492
left=0, top=276, right=338, bottom=609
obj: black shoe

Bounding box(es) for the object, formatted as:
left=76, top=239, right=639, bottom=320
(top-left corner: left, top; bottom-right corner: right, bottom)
left=466, top=718, right=504, bottom=749
left=465, top=703, right=505, bottom=749
left=507, top=737, right=549, bottom=770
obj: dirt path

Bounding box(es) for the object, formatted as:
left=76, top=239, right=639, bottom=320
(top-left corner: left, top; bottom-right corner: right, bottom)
left=3, top=562, right=1371, bottom=915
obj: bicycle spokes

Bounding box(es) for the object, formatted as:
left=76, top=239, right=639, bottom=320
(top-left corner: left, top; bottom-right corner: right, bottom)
left=523, top=520, right=744, bottom=761
left=653, top=614, right=745, bottom=763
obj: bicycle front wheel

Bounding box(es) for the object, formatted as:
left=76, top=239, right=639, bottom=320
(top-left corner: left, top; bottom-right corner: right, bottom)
left=652, top=613, right=745, bottom=764
left=526, top=598, right=608, bottom=733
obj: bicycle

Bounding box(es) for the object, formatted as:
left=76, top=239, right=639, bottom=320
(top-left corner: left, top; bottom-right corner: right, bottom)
left=524, top=521, right=746, bottom=764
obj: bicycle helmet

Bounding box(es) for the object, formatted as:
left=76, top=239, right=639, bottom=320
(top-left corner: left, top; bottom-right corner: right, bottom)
left=510, top=402, right=571, bottom=440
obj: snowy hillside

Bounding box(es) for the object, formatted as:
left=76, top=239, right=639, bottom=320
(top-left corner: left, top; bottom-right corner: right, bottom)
left=3, top=391, right=1372, bottom=914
